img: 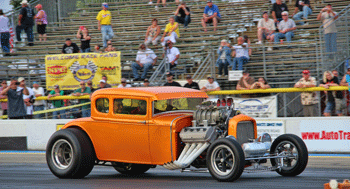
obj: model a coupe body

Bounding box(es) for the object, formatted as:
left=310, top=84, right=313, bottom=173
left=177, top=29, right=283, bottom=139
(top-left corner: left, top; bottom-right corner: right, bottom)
left=46, top=87, right=308, bottom=181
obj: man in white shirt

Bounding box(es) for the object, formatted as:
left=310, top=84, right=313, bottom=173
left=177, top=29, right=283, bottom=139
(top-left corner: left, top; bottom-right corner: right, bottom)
left=132, top=43, right=157, bottom=81
left=201, top=75, right=221, bottom=99
left=118, top=78, right=132, bottom=88
left=273, top=11, right=296, bottom=47
left=32, top=81, right=45, bottom=119
left=231, top=37, right=251, bottom=71
left=256, top=11, right=276, bottom=49
left=163, top=41, right=180, bottom=70
left=0, top=9, right=11, bottom=56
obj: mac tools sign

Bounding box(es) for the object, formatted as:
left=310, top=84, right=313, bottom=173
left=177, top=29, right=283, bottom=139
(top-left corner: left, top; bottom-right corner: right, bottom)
left=233, top=95, right=277, bottom=118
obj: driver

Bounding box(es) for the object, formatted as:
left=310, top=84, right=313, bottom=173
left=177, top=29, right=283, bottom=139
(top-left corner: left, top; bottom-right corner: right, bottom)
left=113, top=100, right=124, bottom=114
left=130, top=100, right=147, bottom=115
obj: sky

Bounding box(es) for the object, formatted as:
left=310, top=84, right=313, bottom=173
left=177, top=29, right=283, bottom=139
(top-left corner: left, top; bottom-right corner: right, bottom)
left=0, top=0, right=13, bottom=14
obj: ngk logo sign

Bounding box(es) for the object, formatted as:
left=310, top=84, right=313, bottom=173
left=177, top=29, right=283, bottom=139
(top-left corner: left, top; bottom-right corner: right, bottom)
left=301, top=131, right=350, bottom=140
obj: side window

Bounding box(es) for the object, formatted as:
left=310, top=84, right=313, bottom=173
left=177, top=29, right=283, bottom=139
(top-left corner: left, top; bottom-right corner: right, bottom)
left=113, top=98, right=147, bottom=115
left=96, top=98, right=109, bottom=113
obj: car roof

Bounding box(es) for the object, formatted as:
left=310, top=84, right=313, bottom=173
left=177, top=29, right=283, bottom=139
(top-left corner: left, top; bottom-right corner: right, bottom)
left=91, top=87, right=208, bottom=100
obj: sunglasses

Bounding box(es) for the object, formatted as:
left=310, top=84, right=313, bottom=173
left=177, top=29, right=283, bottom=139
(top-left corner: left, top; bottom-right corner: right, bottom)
left=87, top=83, right=92, bottom=85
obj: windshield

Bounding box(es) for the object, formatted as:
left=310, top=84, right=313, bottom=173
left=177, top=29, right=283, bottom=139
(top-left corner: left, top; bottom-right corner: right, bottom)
left=153, top=98, right=204, bottom=114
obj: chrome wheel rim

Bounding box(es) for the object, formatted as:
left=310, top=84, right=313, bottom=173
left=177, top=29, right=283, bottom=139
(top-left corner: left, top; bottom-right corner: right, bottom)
left=211, top=145, right=235, bottom=176
left=51, top=139, right=73, bottom=169
left=274, top=141, right=298, bottom=170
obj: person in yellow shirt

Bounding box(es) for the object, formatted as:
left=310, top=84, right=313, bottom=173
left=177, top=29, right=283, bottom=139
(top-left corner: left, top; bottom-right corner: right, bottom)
left=96, top=2, right=114, bottom=48
left=161, top=16, right=179, bottom=47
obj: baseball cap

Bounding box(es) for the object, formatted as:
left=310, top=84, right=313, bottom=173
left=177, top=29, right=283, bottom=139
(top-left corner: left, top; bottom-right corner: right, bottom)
left=207, top=0, right=212, bottom=2
left=54, top=85, right=59, bottom=89
left=32, top=81, right=38, bottom=84
left=102, top=2, right=108, bottom=8
left=221, top=39, right=228, bottom=43
left=281, top=11, right=289, bottom=16
left=121, top=78, right=127, bottom=83
left=347, top=66, right=350, bottom=70
left=186, top=75, right=192, bottom=79
left=166, top=72, right=173, bottom=76
left=79, top=26, right=86, bottom=30
left=17, top=77, right=25, bottom=82
left=35, top=4, right=42, bottom=9
left=99, top=79, right=106, bottom=83
left=21, top=0, right=28, bottom=4
left=262, top=11, right=268, bottom=15
left=207, top=75, right=214, bottom=79
left=302, top=70, right=310, bottom=74
left=66, top=38, right=71, bottom=41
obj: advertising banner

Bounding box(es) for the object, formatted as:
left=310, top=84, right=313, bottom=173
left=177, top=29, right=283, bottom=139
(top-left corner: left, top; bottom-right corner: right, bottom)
left=45, top=52, right=121, bottom=90
left=232, top=95, right=277, bottom=118
left=256, top=120, right=285, bottom=141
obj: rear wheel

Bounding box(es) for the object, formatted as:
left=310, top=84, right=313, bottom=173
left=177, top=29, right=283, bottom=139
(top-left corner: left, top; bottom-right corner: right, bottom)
left=111, top=162, right=152, bottom=175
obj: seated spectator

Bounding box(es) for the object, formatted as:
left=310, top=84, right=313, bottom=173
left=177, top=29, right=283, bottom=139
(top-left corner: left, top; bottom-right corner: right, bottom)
left=256, top=11, right=276, bottom=47
left=294, top=70, right=318, bottom=117
left=34, top=4, right=48, bottom=42
left=118, top=78, right=132, bottom=88
left=72, top=81, right=91, bottom=117
left=47, top=85, right=66, bottom=119
left=236, top=70, right=255, bottom=98
left=201, top=0, right=221, bottom=32
left=132, top=43, right=157, bottom=81
left=201, top=75, right=220, bottom=99
left=273, top=11, right=296, bottom=47
left=184, top=75, right=200, bottom=90
left=102, top=75, right=112, bottom=88
left=76, top=26, right=91, bottom=53
left=32, top=81, right=45, bottom=119
left=174, top=2, right=191, bottom=29
left=94, top=45, right=103, bottom=53
left=143, top=79, right=150, bottom=87
left=164, top=72, right=181, bottom=86
left=216, top=39, right=232, bottom=78
left=231, top=37, right=251, bottom=70
left=320, top=71, right=345, bottom=116
left=145, top=18, right=161, bottom=46
left=271, top=0, right=289, bottom=24
left=251, top=77, right=271, bottom=97
left=0, top=80, right=8, bottom=116
left=104, top=40, right=116, bottom=52
left=62, top=38, right=80, bottom=54
left=292, top=0, right=312, bottom=25
left=317, top=4, right=338, bottom=55
left=162, top=41, right=180, bottom=70
left=161, top=16, right=179, bottom=46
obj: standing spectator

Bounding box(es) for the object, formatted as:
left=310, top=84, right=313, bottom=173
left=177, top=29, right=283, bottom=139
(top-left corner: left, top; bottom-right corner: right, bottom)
left=32, top=81, right=45, bottom=119
left=250, top=77, right=271, bottom=97
left=87, top=80, right=96, bottom=93
left=76, top=26, right=91, bottom=53
left=174, top=2, right=191, bottom=29
left=73, top=81, right=91, bottom=117
left=143, top=79, right=150, bottom=87
left=292, top=0, right=312, bottom=25
left=132, top=43, right=157, bottom=81
left=340, top=67, right=350, bottom=114
left=201, top=75, right=220, bottom=99
left=317, top=4, right=338, bottom=55
left=48, top=85, right=66, bottom=119
left=145, top=18, right=161, bottom=46
left=118, top=78, right=132, bottom=88
left=236, top=70, right=255, bottom=98
left=34, top=4, right=47, bottom=42
left=104, top=40, right=116, bottom=52
left=201, top=0, right=221, bottom=32
left=155, top=0, right=180, bottom=8
left=164, top=72, right=181, bottom=86
left=0, top=9, right=11, bottom=56
left=16, top=0, right=35, bottom=46
left=163, top=41, right=180, bottom=70
left=273, top=11, right=296, bottom=47
left=320, top=71, right=345, bottom=116
left=271, top=0, right=289, bottom=24
left=62, top=38, right=80, bottom=54
left=231, top=37, right=251, bottom=70
left=98, top=80, right=108, bottom=90
left=18, top=77, right=35, bottom=119
left=161, top=16, right=179, bottom=47
left=184, top=75, right=200, bottom=90
left=332, top=70, right=339, bottom=78
left=294, top=70, right=318, bottom=117
left=0, top=80, right=8, bottom=116
left=0, top=79, right=29, bottom=119
left=216, top=39, right=232, bottom=78
left=102, top=75, right=112, bottom=88
left=96, top=2, right=113, bottom=48
left=256, top=11, right=276, bottom=47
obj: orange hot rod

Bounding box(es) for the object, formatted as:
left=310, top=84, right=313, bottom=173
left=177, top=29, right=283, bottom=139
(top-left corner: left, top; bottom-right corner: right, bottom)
left=46, top=87, right=308, bottom=182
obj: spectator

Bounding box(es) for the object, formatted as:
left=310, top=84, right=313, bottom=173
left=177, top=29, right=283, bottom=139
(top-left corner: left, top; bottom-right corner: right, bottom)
left=102, top=75, right=112, bottom=88
left=132, top=43, right=157, bottom=81
left=16, top=0, right=35, bottom=46
left=145, top=18, right=161, bottom=46
left=256, top=11, right=276, bottom=48
left=73, top=81, right=91, bottom=117
left=87, top=80, right=96, bottom=93
left=0, top=79, right=29, bottom=119
left=250, top=77, right=271, bottom=97
left=94, top=45, right=103, bottom=53
left=76, top=26, right=91, bottom=53
left=201, top=75, right=220, bottom=99
left=294, top=70, right=318, bottom=117
left=62, top=38, right=80, bottom=54
left=162, top=41, right=180, bottom=70
left=18, top=77, right=35, bottom=119
left=143, top=79, right=150, bottom=87
left=0, top=9, right=11, bottom=56
left=201, top=0, right=221, bottom=32
left=340, top=67, right=350, bottom=113
left=271, top=0, right=289, bottom=24
left=184, top=75, right=200, bottom=90
left=155, top=0, right=180, bottom=8
left=48, top=85, right=66, bottom=119
left=332, top=70, right=339, bottom=78
left=96, top=2, right=113, bottom=48
left=174, top=2, right=191, bottom=29
left=32, top=81, right=45, bottom=119
left=161, top=16, right=179, bottom=47
left=317, top=4, right=338, bottom=55
left=104, top=40, right=116, bottom=52
left=236, top=70, right=255, bottom=98
left=118, top=78, right=132, bottom=88
left=34, top=4, right=47, bottom=42
left=216, top=39, right=232, bottom=78
left=164, top=72, right=181, bottom=86
left=292, top=0, right=312, bottom=25
left=0, top=80, right=8, bottom=116
left=98, top=80, right=108, bottom=89
left=231, top=37, right=251, bottom=70
left=243, top=35, right=251, bottom=45
left=320, top=71, right=345, bottom=116
left=273, top=11, right=296, bottom=47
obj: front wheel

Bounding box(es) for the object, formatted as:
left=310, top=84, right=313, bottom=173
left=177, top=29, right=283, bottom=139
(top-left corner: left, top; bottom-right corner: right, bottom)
left=206, top=138, right=245, bottom=182
left=270, top=134, right=308, bottom=176
left=111, top=162, right=152, bottom=175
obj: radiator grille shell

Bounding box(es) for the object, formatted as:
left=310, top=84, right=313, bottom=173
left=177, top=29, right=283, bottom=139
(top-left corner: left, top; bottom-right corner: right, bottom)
left=236, top=121, right=255, bottom=145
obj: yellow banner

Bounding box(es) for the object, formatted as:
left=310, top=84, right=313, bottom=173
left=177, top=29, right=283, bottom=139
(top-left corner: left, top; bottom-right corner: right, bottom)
left=45, top=52, right=121, bottom=90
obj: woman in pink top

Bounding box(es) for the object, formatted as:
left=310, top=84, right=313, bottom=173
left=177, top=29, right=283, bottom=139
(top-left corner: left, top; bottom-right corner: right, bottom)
left=34, top=4, right=48, bottom=42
